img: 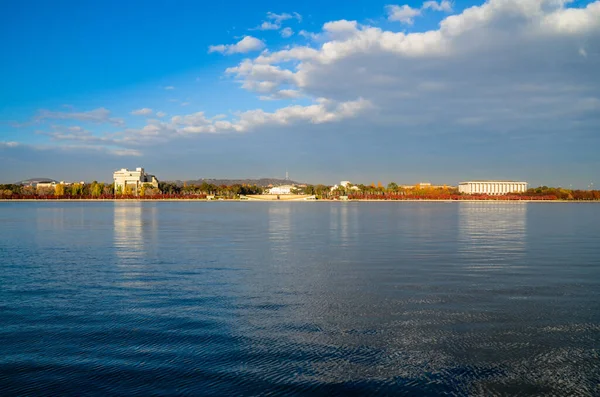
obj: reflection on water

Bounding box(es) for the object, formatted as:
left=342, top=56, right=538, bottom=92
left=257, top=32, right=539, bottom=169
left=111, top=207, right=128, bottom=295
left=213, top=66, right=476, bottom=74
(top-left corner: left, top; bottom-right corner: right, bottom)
left=113, top=202, right=144, bottom=263
left=268, top=204, right=292, bottom=256
left=268, top=204, right=291, bottom=240
left=329, top=203, right=359, bottom=246
left=458, top=203, right=527, bottom=269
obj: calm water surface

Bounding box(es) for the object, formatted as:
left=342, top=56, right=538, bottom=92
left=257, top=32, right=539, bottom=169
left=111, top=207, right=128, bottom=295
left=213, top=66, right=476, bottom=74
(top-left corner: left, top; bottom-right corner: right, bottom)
left=1, top=202, right=599, bottom=396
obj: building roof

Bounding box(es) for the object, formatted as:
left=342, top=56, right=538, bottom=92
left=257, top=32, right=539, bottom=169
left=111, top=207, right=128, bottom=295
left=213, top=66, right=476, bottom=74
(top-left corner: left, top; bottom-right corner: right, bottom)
left=459, top=180, right=527, bottom=184
left=18, top=178, right=57, bottom=185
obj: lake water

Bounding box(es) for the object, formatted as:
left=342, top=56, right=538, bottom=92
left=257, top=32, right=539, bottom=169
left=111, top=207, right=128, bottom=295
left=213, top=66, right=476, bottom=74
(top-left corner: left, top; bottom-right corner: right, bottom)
left=1, top=201, right=599, bottom=396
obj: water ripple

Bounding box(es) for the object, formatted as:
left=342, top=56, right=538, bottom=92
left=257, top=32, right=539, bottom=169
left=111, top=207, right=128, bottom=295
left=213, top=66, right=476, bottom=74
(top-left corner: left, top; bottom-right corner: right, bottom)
left=1, top=202, right=599, bottom=396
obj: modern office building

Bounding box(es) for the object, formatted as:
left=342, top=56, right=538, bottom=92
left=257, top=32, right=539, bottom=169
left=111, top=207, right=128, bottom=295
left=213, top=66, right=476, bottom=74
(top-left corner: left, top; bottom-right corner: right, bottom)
left=113, top=167, right=158, bottom=195
left=458, top=181, right=527, bottom=195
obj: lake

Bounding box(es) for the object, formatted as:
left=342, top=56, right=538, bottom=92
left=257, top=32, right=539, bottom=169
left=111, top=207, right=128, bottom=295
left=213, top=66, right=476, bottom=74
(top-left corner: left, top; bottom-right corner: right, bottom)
left=0, top=201, right=599, bottom=396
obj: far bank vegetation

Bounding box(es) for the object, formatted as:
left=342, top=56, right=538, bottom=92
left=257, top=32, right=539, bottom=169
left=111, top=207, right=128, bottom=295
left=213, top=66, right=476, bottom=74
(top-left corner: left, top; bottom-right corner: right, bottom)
left=1, top=182, right=599, bottom=201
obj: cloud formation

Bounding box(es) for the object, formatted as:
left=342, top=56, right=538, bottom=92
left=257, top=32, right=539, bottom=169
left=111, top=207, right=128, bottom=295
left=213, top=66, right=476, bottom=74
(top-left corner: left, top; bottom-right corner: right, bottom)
left=22, top=96, right=370, bottom=159
left=224, top=0, right=599, bottom=138
left=386, top=0, right=453, bottom=24
left=209, top=36, right=266, bottom=55
left=131, top=108, right=153, bottom=116
left=123, top=97, right=371, bottom=139
left=280, top=27, right=294, bottom=38
left=267, top=11, right=302, bottom=24
left=386, top=5, right=422, bottom=24
left=422, top=0, right=453, bottom=12
left=35, top=108, right=125, bottom=126
left=254, top=11, right=303, bottom=31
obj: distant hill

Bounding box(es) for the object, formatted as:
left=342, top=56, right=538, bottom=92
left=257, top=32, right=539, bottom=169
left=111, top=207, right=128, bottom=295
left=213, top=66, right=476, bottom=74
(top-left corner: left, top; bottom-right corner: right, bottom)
left=168, top=178, right=301, bottom=187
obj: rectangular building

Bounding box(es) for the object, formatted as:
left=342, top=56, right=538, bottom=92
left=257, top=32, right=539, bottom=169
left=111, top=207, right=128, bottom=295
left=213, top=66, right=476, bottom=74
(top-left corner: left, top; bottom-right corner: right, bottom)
left=113, top=167, right=158, bottom=195
left=458, top=181, right=527, bottom=195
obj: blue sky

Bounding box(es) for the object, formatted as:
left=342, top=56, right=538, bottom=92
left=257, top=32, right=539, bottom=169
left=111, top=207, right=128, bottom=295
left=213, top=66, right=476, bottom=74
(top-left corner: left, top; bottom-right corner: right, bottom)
left=1, top=0, right=599, bottom=187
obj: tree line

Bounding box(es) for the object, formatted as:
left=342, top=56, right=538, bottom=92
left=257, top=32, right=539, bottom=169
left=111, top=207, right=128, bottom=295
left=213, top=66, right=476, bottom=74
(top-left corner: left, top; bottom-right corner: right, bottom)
left=0, top=181, right=598, bottom=200
left=0, top=181, right=264, bottom=199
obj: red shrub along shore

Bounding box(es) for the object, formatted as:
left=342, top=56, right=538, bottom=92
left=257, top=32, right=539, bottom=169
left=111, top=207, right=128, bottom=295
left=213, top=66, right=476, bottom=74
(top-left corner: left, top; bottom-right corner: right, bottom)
left=1, top=193, right=597, bottom=201
left=345, top=194, right=559, bottom=200
left=0, top=194, right=208, bottom=200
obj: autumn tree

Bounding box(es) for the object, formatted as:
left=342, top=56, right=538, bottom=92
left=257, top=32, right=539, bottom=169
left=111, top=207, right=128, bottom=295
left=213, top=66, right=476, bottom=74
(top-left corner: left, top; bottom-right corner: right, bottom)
left=22, top=186, right=36, bottom=196
left=69, top=183, right=83, bottom=196
left=54, top=184, right=65, bottom=197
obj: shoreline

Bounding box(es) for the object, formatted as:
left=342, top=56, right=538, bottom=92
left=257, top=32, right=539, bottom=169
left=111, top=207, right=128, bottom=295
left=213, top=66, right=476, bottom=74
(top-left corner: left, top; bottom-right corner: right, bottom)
left=1, top=199, right=598, bottom=203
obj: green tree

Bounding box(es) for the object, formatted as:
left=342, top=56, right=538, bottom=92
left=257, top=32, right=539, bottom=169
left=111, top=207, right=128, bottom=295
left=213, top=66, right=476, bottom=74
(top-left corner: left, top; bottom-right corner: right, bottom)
left=54, top=184, right=65, bottom=196
left=90, top=182, right=102, bottom=197
left=70, top=183, right=83, bottom=196
left=304, top=185, right=316, bottom=195
left=104, top=184, right=115, bottom=195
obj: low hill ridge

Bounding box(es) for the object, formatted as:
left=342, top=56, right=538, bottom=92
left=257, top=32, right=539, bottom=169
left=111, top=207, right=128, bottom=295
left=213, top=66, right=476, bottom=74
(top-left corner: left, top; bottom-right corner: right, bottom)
left=168, top=178, right=301, bottom=187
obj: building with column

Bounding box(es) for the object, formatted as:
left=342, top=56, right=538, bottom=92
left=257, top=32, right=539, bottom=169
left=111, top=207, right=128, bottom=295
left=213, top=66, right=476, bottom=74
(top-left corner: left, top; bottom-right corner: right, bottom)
left=113, top=167, right=158, bottom=195
left=458, top=181, right=527, bottom=195
left=266, top=185, right=294, bottom=195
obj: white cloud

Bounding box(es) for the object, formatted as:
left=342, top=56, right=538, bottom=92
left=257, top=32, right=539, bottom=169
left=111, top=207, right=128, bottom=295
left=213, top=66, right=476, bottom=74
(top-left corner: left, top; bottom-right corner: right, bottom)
left=131, top=108, right=153, bottom=116
left=281, top=27, right=294, bottom=38
left=299, top=30, right=321, bottom=41
left=110, top=148, right=142, bottom=157
left=223, top=0, right=600, bottom=139
left=422, top=0, right=453, bottom=12
left=266, top=11, right=302, bottom=24
left=323, top=20, right=360, bottom=39
left=35, top=108, right=125, bottom=126
left=84, top=98, right=372, bottom=142
left=230, top=98, right=371, bottom=130
left=387, top=1, right=453, bottom=24
left=0, top=141, right=143, bottom=161
left=155, top=111, right=167, bottom=118
left=259, top=89, right=303, bottom=101
left=36, top=125, right=118, bottom=146
left=164, top=86, right=175, bottom=90
left=386, top=4, right=422, bottom=24
left=257, top=21, right=280, bottom=30
left=254, top=11, right=303, bottom=30
left=208, top=36, right=266, bottom=55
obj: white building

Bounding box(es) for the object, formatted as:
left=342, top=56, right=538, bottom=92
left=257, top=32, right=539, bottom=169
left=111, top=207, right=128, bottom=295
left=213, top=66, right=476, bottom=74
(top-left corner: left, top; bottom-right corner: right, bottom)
left=331, top=181, right=360, bottom=192
left=266, top=185, right=295, bottom=195
left=36, top=181, right=83, bottom=189
left=113, top=167, right=158, bottom=195
left=458, top=181, right=527, bottom=195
